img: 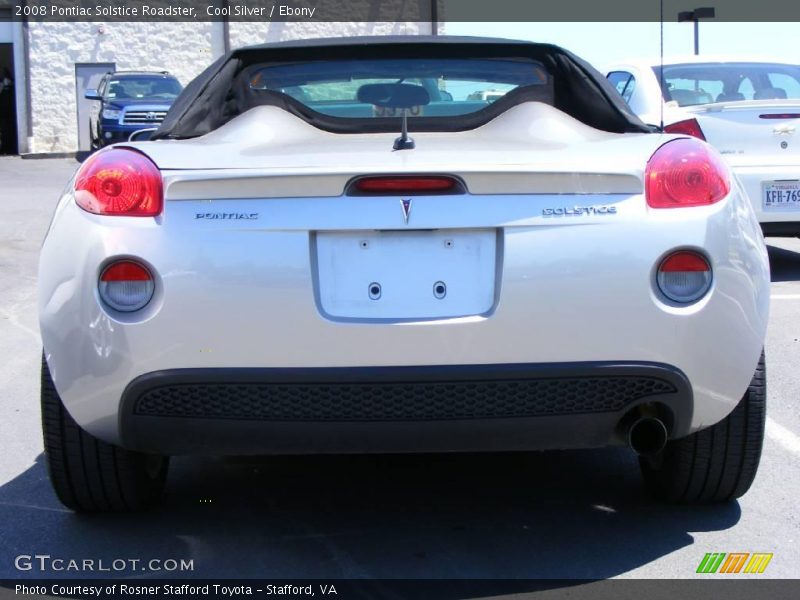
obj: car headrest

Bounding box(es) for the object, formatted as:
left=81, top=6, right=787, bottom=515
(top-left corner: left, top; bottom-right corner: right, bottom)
left=716, top=92, right=745, bottom=103
left=754, top=87, right=788, bottom=100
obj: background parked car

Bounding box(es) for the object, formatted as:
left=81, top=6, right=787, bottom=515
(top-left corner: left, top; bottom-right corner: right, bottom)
left=607, top=56, right=800, bottom=237
left=85, top=71, right=182, bottom=149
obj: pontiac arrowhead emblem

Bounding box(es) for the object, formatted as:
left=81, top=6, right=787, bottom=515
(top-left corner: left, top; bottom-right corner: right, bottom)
left=400, top=198, right=412, bottom=224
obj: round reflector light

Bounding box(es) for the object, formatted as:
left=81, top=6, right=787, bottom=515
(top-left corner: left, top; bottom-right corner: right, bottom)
left=657, top=251, right=712, bottom=303
left=98, top=260, right=154, bottom=312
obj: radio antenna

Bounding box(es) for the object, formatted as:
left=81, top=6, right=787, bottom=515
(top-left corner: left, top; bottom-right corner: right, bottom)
left=660, top=0, right=665, bottom=131
left=393, top=109, right=415, bottom=150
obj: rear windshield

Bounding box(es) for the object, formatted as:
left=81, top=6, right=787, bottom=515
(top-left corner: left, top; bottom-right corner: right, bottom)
left=654, top=62, right=800, bottom=106
left=105, top=77, right=183, bottom=101
left=154, top=40, right=651, bottom=140
left=245, top=58, right=552, bottom=119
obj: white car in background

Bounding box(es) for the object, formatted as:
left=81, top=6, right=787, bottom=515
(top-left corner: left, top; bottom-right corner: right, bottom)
left=607, top=56, right=800, bottom=236
left=38, top=37, right=769, bottom=512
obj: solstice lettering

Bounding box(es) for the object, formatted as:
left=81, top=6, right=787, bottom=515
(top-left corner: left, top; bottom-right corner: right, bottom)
left=94, top=6, right=139, bottom=17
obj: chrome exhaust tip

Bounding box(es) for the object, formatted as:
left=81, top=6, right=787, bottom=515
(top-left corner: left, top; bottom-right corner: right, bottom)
left=627, top=416, right=668, bottom=457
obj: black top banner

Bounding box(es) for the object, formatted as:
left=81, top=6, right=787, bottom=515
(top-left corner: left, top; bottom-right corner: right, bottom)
left=2, top=0, right=800, bottom=22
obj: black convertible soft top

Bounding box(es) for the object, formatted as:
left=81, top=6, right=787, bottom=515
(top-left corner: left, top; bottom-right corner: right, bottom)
left=153, top=36, right=651, bottom=140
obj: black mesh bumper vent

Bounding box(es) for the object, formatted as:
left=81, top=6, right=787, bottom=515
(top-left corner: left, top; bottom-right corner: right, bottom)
left=132, top=376, right=676, bottom=422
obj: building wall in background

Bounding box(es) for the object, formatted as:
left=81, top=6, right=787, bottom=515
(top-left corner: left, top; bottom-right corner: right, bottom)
left=25, top=20, right=434, bottom=154
left=227, top=21, right=431, bottom=48
left=26, top=22, right=222, bottom=153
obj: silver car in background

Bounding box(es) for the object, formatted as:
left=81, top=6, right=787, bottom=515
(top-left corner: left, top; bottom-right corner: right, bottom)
left=608, top=56, right=800, bottom=236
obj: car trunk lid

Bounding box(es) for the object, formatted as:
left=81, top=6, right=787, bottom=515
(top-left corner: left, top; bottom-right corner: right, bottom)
left=129, top=103, right=660, bottom=198
left=684, top=100, right=800, bottom=167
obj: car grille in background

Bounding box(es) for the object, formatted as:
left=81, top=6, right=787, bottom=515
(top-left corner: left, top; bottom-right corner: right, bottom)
left=132, top=376, right=677, bottom=422
left=122, top=111, right=168, bottom=125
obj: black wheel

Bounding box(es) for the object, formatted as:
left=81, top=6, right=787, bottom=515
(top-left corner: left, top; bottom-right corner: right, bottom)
left=40, top=354, right=168, bottom=512
left=640, top=351, right=766, bottom=503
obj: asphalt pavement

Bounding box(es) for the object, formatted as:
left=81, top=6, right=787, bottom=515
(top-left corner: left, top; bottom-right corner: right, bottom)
left=0, top=156, right=798, bottom=582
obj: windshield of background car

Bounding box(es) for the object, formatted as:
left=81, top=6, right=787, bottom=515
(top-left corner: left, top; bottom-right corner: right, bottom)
left=654, top=62, right=800, bottom=106
left=246, top=58, right=552, bottom=118
left=105, top=77, right=183, bottom=101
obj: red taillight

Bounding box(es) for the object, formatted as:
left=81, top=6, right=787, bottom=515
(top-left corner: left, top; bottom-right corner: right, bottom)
left=98, top=260, right=155, bottom=312
left=353, top=176, right=459, bottom=194
left=663, top=118, right=706, bottom=140
left=645, top=138, right=730, bottom=208
left=657, top=251, right=712, bottom=303
left=75, top=148, right=163, bottom=216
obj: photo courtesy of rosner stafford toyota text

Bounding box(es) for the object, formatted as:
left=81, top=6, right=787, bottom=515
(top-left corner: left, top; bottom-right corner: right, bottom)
left=0, top=0, right=799, bottom=598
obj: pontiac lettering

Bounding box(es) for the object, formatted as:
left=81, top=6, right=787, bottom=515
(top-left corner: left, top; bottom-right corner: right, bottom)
left=195, top=213, right=259, bottom=220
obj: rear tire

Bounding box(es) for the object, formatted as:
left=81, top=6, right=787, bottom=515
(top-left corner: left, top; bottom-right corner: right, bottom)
left=88, top=125, right=97, bottom=151
left=640, top=351, right=766, bottom=503
left=40, top=354, right=168, bottom=512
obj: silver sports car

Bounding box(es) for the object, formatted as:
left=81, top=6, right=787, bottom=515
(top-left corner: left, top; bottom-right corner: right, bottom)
left=38, top=37, right=770, bottom=512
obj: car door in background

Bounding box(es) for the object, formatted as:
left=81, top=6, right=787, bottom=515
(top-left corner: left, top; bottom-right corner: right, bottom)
left=75, top=63, right=114, bottom=152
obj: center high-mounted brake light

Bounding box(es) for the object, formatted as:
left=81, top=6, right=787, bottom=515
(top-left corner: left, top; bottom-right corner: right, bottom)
left=352, top=176, right=460, bottom=195
left=645, top=138, right=730, bottom=208
left=758, top=113, right=800, bottom=119
left=74, top=148, right=163, bottom=216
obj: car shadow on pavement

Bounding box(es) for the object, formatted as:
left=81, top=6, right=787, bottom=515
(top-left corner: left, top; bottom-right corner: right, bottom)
left=0, top=449, right=740, bottom=582
left=768, top=243, right=800, bottom=282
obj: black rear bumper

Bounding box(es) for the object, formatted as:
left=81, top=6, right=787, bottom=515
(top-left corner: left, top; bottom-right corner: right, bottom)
left=118, top=362, right=693, bottom=455
left=762, top=222, right=800, bottom=237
